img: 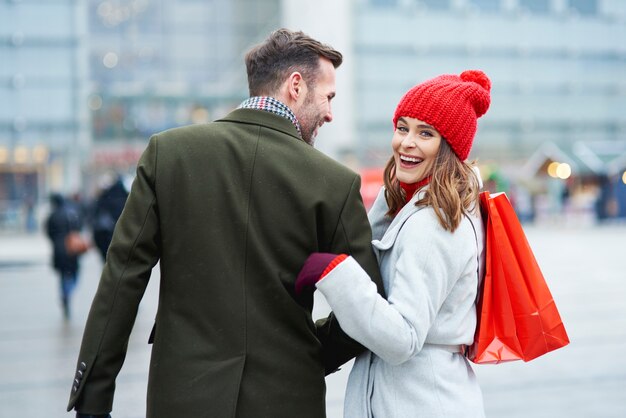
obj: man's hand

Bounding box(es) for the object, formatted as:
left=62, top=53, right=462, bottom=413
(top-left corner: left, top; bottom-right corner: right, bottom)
left=295, top=253, right=346, bottom=295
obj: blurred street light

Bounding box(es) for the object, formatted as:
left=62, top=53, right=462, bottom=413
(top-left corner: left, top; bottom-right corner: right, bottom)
left=556, top=162, right=572, bottom=179
left=32, top=145, right=49, bottom=164
left=547, top=161, right=572, bottom=180
left=88, top=94, right=103, bottom=111
left=14, top=146, right=29, bottom=164
left=103, top=52, right=119, bottom=69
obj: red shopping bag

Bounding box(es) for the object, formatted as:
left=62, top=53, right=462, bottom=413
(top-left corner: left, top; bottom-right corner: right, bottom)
left=467, top=191, right=569, bottom=364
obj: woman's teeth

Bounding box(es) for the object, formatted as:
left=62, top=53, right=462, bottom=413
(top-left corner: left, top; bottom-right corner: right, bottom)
left=400, top=155, right=422, bottom=164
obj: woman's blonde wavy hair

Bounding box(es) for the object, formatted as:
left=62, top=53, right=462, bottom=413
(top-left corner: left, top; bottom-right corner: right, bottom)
left=383, top=139, right=481, bottom=232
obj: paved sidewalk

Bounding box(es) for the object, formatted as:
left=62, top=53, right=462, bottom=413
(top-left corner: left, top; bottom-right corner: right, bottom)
left=0, top=231, right=50, bottom=265
left=0, top=231, right=348, bottom=417
left=1, top=224, right=626, bottom=417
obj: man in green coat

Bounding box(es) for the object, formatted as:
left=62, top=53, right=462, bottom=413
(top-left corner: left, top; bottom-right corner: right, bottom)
left=68, top=28, right=384, bottom=418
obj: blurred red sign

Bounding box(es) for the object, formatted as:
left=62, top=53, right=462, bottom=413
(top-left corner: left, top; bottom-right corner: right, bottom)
left=360, top=167, right=384, bottom=210
left=92, top=147, right=143, bottom=167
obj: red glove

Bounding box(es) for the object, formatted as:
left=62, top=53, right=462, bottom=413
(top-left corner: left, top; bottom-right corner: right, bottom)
left=295, top=253, right=348, bottom=295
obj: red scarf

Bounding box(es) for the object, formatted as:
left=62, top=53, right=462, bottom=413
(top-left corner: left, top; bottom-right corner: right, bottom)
left=399, top=176, right=431, bottom=205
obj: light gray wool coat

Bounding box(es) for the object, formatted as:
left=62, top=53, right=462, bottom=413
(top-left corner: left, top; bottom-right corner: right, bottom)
left=316, top=186, right=486, bottom=418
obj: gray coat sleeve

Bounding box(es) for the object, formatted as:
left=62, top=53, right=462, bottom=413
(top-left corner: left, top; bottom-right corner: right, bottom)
left=316, top=209, right=470, bottom=366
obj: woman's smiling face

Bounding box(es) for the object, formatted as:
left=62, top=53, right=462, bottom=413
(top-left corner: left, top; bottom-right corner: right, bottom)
left=391, top=116, right=442, bottom=184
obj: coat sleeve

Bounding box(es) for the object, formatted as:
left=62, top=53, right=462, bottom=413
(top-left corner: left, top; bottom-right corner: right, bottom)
left=67, top=136, right=162, bottom=414
left=315, top=175, right=385, bottom=374
left=316, top=210, right=464, bottom=366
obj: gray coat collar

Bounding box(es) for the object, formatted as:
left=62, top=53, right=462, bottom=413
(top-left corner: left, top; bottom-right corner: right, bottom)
left=369, top=186, right=428, bottom=252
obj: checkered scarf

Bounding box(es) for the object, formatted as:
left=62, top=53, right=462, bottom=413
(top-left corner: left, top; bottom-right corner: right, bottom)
left=238, top=96, right=302, bottom=137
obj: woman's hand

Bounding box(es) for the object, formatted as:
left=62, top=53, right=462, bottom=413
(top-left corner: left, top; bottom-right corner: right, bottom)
left=295, top=253, right=347, bottom=295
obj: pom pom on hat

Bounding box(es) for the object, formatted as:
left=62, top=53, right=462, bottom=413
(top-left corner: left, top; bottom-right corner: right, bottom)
left=392, top=69, right=491, bottom=161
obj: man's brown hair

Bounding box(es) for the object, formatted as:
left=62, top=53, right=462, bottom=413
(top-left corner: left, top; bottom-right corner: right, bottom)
left=244, top=28, right=343, bottom=96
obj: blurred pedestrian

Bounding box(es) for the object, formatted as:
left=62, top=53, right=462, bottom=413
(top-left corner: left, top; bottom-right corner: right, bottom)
left=23, top=195, right=37, bottom=233
left=91, top=174, right=130, bottom=261
left=296, top=70, right=492, bottom=417
left=67, top=28, right=383, bottom=418
left=69, top=192, right=91, bottom=230
left=45, top=193, right=83, bottom=319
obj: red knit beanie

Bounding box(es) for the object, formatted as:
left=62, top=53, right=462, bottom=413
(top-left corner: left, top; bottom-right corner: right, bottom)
left=392, top=70, right=491, bottom=161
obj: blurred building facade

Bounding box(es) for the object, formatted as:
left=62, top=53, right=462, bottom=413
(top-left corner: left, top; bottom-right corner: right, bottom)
left=0, top=0, right=281, bottom=230
left=0, top=0, right=89, bottom=231
left=352, top=0, right=626, bottom=166
left=292, top=0, right=626, bottom=218
left=349, top=0, right=626, bottom=219
left=2, top=0, right=626, bottom=231
left=85, top=0, right=280, bottom=189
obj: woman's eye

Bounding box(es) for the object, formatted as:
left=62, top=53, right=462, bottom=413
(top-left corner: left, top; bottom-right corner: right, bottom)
left=397, top=126, right=408, bottom=133
left=420, top=130, right=433, bottom=137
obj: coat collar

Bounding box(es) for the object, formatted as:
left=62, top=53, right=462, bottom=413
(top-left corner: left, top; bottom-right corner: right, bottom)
left=237, top=96, right=302, bottom=136
left=216, top=108, right=304, bottom=143
left=370, top=186, right=428, bottom=252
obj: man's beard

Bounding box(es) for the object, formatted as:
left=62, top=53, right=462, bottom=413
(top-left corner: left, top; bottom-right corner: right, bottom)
left=302, top=128, right=316, bottom=146
left=298, top=92, right=321, bottom=146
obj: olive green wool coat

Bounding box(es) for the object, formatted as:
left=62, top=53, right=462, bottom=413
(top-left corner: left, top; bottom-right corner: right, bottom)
left=67, top=108, right=384, bottom=418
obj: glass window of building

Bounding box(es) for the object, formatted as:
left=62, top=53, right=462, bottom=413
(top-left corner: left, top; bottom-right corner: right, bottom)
left=469, top=0, right=501, bottom=13
left=520, top=0, right=550, bottom=14
left=569, top=0, right=597, bottom=16
left=370, top=0, right=398, bottom=7
left=418, top=0, right=450, bottom=10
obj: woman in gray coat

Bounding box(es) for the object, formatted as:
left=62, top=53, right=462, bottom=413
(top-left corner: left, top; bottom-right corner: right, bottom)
left=296, top=70, right=492, bottom=417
